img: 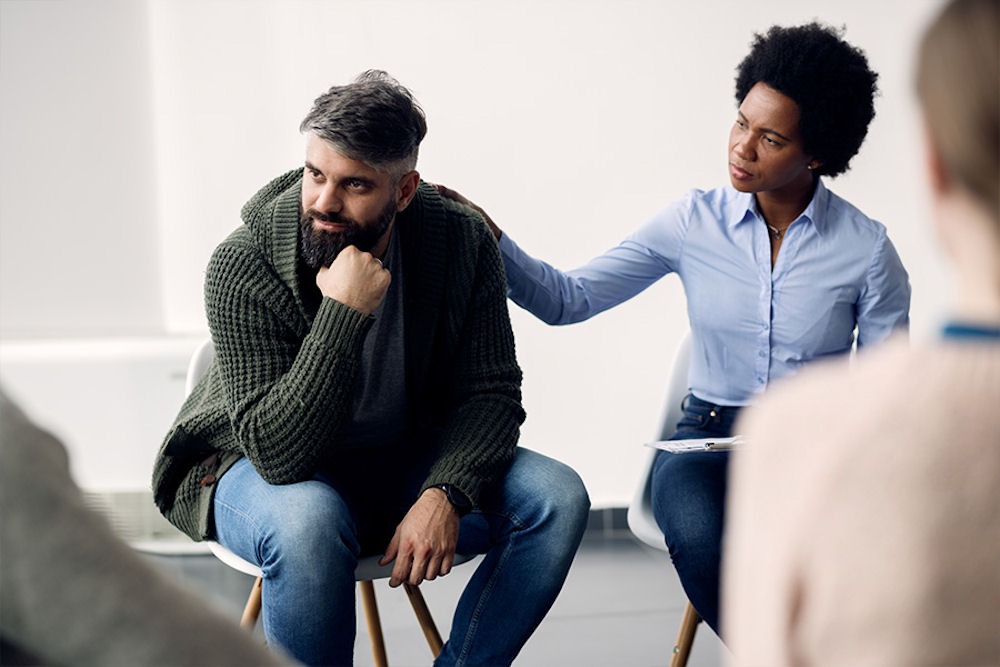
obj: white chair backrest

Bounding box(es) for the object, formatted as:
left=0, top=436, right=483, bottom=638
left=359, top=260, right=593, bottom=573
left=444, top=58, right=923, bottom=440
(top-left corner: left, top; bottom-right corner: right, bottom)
left=184, top=339, right=216, bottom=397
left=627, top=333, right=692, bottom=551
left=654, top=334, right=692, bottom=441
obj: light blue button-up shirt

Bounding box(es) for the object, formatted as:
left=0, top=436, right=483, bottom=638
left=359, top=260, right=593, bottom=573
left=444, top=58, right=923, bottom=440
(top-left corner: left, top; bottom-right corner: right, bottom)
left=499, top=180, right=911, bottom=406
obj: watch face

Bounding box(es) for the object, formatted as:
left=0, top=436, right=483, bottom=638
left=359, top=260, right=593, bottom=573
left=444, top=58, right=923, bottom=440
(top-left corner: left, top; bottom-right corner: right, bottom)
left=440, top=484, right=472, bottom=515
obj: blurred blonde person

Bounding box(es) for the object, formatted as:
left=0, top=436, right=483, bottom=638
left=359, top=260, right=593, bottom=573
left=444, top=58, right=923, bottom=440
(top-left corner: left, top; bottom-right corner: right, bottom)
left=723, top=0, right=1000, bottom=664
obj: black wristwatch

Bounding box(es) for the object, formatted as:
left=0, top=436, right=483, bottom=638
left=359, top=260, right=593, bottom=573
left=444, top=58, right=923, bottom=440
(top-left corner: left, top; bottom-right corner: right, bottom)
left=435, top=484, right=473, bottom=517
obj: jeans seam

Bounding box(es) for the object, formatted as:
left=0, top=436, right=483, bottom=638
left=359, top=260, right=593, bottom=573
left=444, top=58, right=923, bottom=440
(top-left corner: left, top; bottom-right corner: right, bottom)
left=214, top=494, right=268, bottom=569
left=453, top=510, right=524, bottom=665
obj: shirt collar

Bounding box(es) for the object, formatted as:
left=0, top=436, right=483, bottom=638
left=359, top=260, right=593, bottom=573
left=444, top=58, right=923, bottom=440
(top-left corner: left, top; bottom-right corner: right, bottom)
left=728, top=177, right=830, bottom=236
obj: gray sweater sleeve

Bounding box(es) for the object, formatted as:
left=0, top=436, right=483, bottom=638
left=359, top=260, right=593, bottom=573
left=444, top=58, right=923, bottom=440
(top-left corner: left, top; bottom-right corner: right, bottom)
left=0, top=391, right=297, bottom=667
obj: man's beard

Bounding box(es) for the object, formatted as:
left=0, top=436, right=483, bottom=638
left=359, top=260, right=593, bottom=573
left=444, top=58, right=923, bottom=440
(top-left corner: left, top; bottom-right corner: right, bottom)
left=299, top=197, right=397, bottom=269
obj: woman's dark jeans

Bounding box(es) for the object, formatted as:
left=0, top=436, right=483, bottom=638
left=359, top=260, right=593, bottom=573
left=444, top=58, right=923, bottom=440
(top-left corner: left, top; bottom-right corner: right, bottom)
left=650, top=393, right=741, bottom=636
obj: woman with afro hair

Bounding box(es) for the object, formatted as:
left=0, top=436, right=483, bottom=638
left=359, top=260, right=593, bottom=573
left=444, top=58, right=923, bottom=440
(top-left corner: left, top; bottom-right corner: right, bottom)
left=438, top=22, right=910, bottom=638
left=726, top=1, right=1000, bottom=662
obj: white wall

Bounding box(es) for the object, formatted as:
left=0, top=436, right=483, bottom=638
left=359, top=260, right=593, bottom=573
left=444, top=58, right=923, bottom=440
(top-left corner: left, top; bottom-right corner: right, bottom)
left=0, top=0, right=164, bottom=337
left=0, top=337, right=198, bottom=491
left=1, top=0, right=947, bottom=505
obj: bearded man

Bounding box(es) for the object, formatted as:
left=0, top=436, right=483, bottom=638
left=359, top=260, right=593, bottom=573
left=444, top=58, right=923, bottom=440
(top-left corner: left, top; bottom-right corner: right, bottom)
left=152, top=71, right=589, bottom=667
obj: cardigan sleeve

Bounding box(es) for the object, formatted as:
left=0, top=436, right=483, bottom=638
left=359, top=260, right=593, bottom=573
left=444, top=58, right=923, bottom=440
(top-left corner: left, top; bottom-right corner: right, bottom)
left=205, top=236, right=374, bottom=484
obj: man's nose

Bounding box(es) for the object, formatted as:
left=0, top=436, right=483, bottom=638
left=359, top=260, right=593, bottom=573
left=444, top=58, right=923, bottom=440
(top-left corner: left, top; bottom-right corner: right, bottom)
left=314, top=184, right=342, bottom=213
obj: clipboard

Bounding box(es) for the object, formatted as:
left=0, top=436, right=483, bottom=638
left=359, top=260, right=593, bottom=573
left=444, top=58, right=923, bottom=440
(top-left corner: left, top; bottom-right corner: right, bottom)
left=645, top=436, right=744, bottom=453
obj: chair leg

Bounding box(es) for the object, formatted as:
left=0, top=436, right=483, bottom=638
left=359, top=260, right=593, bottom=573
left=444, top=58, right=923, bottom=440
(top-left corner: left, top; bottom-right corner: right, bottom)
left=670, top=601, right=701, bottom=667
left=359, top=580, right=388, bottom=667
left=404, top=582, right=444, bottom=657
left=241, top=576, right=263, bottom=630
left=239, top=574, right=439, bottom=666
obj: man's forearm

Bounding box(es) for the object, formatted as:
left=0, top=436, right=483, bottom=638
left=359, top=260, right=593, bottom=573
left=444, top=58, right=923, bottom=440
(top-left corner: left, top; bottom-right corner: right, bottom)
left=207, top=258, right=374, bottom=483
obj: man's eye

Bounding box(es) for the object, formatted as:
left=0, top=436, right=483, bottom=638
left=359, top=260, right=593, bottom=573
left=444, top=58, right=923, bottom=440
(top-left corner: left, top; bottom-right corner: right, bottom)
left=764, top=136, right=781, bottom=146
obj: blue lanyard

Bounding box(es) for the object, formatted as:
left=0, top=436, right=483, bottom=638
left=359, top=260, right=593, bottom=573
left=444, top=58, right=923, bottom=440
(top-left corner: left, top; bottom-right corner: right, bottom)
left=941, top=321, right=1000, bottom=340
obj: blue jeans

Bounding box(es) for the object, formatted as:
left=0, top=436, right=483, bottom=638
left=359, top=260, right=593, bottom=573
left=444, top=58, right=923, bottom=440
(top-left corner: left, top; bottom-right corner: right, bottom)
left=650, top=394, right=740, bottom=636
left=213, top=448, right=589, bottom=666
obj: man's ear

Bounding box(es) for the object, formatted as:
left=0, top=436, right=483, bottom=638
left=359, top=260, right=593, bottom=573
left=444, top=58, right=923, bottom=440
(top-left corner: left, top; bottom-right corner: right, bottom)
left=395, top=170, right=420, bottom=212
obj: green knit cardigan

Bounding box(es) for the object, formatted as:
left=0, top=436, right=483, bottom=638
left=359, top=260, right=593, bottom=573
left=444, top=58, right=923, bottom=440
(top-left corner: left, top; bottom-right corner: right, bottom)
left=152, top=171, right=525, bottom=540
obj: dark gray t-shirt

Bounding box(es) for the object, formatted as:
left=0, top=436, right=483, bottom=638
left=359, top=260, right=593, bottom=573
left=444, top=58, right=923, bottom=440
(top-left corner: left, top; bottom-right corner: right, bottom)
left=338, top=231, right=409, bottom=451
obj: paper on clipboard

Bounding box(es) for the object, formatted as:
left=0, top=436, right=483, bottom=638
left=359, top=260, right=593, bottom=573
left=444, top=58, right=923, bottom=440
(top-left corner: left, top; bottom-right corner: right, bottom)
left=646, top=436, right=744, bottom=453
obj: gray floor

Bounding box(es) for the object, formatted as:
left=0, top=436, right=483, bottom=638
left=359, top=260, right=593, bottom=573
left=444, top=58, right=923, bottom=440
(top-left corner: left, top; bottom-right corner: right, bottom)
left=143, top=520, right=728, bottom=667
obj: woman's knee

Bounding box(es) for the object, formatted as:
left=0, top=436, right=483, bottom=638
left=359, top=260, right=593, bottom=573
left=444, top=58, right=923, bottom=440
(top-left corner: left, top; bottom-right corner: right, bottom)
left=650, top=453, right=727, bottom=553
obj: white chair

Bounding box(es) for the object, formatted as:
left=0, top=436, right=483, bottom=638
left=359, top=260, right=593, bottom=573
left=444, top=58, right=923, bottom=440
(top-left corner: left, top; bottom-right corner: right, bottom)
left=185, top=339, right=472, bottom=666
left=626, top=334, right=702, bottom=667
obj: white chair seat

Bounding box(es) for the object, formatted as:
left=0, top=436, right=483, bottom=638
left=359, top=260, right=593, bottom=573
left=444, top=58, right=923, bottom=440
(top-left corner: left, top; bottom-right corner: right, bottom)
left=208, top=539, right=474, bottom=581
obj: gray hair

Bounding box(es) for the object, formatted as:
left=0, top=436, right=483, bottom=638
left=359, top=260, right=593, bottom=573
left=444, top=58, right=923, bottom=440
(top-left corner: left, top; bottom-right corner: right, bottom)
left=300, top=70, right=427, bottom=177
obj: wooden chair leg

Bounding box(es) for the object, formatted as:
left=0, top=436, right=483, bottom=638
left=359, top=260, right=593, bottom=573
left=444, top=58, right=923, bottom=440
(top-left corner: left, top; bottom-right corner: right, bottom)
left=238, top=575, right=442, bottom=666
left=241, top=576, right=263, bottom=630
left=359, top=580, right=388, bottom=667
left=669, top=601, right=701, bottom=667
left=403, top=582, right=444, bottom=657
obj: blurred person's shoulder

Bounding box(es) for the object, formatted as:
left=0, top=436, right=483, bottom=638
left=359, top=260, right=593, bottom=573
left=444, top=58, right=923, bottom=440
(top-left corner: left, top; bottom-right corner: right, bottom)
left=0, top=391, right=72, bottom=486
